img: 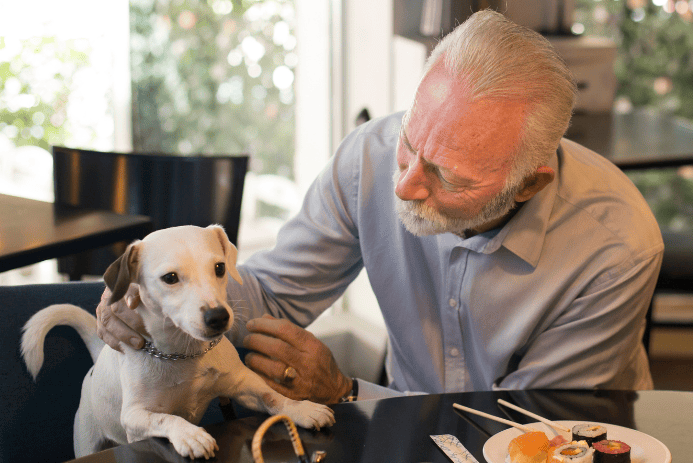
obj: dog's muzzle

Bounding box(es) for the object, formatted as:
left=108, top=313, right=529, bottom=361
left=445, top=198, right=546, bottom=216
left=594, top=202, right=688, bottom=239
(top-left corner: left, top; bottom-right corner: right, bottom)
left=203, top=307, right=230, bottom=333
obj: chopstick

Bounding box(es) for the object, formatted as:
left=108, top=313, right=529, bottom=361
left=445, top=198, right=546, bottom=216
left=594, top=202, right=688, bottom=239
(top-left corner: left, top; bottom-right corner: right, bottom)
left=497, top=399, right=571, bottom=432
left=452, top=408, right=493, bottom=438
left=452, top=403, right=536, bottom=433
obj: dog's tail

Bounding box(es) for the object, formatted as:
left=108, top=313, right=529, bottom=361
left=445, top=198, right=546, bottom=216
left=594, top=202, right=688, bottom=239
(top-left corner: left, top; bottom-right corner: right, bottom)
left=21, top=304, right=105, bottom=381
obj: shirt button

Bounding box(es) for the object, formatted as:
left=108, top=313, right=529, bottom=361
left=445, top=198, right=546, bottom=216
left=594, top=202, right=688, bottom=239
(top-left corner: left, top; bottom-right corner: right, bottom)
left=450, top=348, right=459, bottom=357
left=449, top=299, right=457, bottom=307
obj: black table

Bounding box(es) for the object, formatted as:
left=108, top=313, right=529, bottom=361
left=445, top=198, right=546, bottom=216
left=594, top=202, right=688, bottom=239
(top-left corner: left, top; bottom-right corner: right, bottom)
left=567, top=109, right=693, bottom=168
left=0, top=193, right=152, bottom=273
left=68, top=389, right=689, bottom=463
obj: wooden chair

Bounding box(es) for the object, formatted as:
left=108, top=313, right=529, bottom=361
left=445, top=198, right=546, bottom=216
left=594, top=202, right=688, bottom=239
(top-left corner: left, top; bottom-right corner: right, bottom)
left=51, top=146, right=249, bottom=280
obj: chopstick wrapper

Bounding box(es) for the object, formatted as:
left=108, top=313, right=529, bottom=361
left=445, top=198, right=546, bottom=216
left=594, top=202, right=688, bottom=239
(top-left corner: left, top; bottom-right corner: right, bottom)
left=430, top=435, right=480, bottom=463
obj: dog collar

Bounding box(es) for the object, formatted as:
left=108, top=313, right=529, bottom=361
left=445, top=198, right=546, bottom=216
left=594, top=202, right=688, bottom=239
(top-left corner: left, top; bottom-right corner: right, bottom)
left=140, top=337, right=222, bottom=360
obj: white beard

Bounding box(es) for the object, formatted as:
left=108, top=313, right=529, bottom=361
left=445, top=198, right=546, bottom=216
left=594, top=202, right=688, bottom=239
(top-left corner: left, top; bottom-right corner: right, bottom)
left=393, top=169, right=520, bottom=237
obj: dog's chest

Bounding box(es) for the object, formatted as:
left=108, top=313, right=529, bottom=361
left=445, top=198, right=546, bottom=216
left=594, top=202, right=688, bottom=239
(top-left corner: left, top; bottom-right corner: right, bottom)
left=176, top=373, right=220, bottom=421
left=142, top=360, right=228, bottom=423
left=161, top=363, right=223, bottom=385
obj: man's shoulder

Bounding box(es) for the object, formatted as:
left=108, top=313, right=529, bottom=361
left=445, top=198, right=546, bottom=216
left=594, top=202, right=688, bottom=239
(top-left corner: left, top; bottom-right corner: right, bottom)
left=337, top=112, right=403, bottom=174
left=554, top=138, right=663, bottom=258
left=352, top=111, right=404, bottom=140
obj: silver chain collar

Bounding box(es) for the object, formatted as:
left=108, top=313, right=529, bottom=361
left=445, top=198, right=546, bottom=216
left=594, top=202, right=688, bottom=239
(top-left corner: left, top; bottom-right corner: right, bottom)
left=140, top=337, right=222, bottom=361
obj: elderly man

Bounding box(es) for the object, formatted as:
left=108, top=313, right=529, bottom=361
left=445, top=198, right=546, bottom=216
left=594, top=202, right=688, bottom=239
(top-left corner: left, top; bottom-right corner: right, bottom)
left=98, top=10, right=663, bottom=404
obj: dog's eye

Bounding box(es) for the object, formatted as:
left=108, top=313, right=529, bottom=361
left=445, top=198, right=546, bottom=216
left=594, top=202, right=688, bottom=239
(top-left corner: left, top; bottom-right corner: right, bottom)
left=161, top=272, right=179, bottom=285
left=215, top=262, right=225, bottom=277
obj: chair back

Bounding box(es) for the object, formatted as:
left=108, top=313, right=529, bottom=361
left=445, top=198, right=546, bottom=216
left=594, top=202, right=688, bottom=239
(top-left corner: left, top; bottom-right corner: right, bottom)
left=0, top=282, right=105, bottom=463
left=52, top=146, right=249, bottom=279
left=0, top=281, right=228, bottom=462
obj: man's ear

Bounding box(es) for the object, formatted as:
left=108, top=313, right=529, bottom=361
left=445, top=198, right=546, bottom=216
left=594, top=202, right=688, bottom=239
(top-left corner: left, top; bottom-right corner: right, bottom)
left=103, top=241, right=140, bottom=304
left=514, top=166, right=555, bottom=203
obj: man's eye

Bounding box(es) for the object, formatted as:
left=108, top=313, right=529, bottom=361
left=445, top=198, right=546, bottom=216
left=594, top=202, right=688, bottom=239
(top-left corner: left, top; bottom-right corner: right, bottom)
left=438, top=172, right=455, bottom=186
left=399, top=126, right=416, bottom=153
left=403, top=137, right=416, bottom=153
left=161, top=273, right=179, bottom=285
left=215, top=262, right=225, bottom=277
left=437, top=169, right=466, bottom=189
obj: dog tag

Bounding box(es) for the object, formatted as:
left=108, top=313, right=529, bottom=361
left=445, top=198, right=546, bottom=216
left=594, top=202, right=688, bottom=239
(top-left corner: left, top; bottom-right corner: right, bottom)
left=430, top=435, right=480, bottom=463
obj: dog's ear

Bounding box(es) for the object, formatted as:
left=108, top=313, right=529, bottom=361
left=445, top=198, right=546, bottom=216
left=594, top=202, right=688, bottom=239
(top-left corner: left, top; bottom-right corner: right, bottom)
left=208, top=224, right=243, bottom=285
left=103, top=241, right=141, bottom=304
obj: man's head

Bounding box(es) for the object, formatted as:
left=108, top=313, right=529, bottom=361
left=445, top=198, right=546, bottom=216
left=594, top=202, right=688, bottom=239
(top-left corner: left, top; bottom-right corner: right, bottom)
left=394, top=10, right=577, bottom=237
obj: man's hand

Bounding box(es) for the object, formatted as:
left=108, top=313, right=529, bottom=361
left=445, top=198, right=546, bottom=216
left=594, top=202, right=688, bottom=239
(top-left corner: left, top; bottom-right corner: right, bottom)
left=96, top=287, right=146, bottom=352
left=243, top=315, right=352, bottom=405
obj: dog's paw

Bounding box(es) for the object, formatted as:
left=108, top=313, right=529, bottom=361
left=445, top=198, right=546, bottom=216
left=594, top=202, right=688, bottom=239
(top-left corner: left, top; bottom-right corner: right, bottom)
left=168, top=423, right=219, bottom=460
left=282, top=400, right=335, bottom=430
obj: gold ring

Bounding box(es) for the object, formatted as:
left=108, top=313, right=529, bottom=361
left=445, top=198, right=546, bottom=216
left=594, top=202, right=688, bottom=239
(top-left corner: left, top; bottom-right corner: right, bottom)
left=282, top=366, right=297, bottom=383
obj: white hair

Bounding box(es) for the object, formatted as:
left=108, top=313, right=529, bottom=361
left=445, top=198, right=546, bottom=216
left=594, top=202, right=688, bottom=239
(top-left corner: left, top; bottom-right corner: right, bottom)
left=421, top=9, right=578, bottom=187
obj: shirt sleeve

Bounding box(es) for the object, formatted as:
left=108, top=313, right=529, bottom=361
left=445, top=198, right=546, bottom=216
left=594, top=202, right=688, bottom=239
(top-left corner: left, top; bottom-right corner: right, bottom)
left=226, top=130, right=366, bottom=342
left=496, top=249, right=662, bottom=390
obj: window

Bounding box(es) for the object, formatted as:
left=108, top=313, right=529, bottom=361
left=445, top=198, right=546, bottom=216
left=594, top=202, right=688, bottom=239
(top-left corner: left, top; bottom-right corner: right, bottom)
left=0, top=1, right=125, bottom=202
left=0, top=0, right=334, bottom=282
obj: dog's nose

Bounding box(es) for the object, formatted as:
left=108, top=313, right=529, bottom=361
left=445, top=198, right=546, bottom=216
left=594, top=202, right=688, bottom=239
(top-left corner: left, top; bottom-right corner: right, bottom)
left=203, top=307, right=230, bottom=331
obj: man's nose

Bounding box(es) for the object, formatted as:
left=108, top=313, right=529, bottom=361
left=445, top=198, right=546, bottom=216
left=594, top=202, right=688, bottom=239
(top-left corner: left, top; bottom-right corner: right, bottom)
left=395, top=158, right=429, bottom=201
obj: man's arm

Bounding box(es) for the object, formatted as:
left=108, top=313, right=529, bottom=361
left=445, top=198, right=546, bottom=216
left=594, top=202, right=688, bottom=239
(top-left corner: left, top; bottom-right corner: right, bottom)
left=228, top=128, right=378, bottom=402
left=226, top=123, right=371, bottom=336
left=496, top=251, right=662, bottom=390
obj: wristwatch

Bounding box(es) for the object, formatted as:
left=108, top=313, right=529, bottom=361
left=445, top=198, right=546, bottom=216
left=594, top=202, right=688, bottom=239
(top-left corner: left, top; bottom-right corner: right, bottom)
left=339, top=377, right=358, bottom=403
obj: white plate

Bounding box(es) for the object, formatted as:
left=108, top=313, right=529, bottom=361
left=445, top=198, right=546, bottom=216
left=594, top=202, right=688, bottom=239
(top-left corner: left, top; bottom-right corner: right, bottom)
left=482, top=420, right=671, bottom=463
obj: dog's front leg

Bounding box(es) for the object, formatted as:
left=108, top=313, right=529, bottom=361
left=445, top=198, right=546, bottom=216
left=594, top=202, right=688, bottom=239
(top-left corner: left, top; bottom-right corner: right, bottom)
left=120, top=385, right=218, bottom=462
left=120, top=405, right=218, bottom=459
left=223, top=365, right=335, bottom=430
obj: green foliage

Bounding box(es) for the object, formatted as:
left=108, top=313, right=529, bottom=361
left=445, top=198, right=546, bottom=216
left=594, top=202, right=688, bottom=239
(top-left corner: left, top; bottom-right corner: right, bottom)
left=0, top=37, right=90, bottom=151
left=574, top=0, right=693, bottom=233
left=618, top=3, right=693, bottom=119
left=130, top=0, right=297, bottom=178
left=574, top=0, right=693, bottom=120
left=627, top=168, right=693, bottom=231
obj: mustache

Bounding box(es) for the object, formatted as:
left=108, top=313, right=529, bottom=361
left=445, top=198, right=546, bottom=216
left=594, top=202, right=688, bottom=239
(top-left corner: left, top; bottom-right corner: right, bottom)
left=392, top=166, right=520, bottom=237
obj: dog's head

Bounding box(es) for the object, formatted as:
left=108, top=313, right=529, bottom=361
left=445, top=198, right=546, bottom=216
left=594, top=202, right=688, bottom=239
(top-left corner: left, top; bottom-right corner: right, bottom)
left=104, top=224, right=243, bottom=340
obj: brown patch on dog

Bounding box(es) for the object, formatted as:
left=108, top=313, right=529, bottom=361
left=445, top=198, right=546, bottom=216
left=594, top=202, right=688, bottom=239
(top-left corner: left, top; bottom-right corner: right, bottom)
left=104, top=241, right=140, bottom=304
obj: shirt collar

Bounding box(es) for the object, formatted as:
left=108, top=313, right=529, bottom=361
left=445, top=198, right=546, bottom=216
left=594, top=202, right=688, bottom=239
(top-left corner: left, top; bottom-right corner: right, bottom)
left=493, top=147, right=560, bottom=267
left=454, top=146, right=558, bottom=267
left=440, top=227, right=503, bottom=254
left=439, top=146, right=560, bottom=265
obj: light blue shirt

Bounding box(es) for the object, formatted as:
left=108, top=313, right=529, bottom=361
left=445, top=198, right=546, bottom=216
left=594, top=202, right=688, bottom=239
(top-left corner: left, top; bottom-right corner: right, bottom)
left=229, top=112, right=663, bottom=399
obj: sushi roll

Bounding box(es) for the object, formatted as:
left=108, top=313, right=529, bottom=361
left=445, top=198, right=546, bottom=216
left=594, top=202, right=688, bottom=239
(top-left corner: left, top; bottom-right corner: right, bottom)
left=549, top=441, right=594, bottom=463
left=593, top=440, right=631, bottom=463
left=572, top=424, right=607, bottom=446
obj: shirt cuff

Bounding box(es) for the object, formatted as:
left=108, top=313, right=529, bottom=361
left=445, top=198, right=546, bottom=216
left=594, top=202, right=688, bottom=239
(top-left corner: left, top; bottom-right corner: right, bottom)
left=353, top=379, right=427, bottom=401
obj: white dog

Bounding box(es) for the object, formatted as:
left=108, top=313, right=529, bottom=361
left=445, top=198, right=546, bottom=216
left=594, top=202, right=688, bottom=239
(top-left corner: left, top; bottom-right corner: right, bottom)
left=21, top=225, right=334, bottom=460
